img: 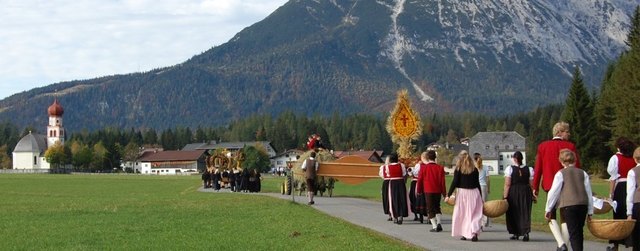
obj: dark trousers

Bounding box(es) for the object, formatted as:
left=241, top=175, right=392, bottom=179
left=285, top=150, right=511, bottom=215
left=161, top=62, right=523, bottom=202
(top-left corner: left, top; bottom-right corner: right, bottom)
left=633, top=202, right=640, bottom=251
left=560, top=205, right=588, bottom=251
left=426, top=193, right=442, bottom=219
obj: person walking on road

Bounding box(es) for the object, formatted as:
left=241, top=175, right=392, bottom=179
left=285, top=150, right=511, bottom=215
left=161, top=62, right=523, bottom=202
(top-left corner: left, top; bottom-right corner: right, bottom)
left=301, top=151, right=319, bottom=205
left=626, top=147, right=640, bottom=251
left=474, top=152, right=491, bottom=228
left=409, top=159, right=423, bottom=223
left=606, top=137, right=636, bottom=251
left=446, top=150, right=483, bottom=242
left=545, top=149, right=593, bottom=251
left=532, top=121, right=580, bottom=249
left=385, top=153, right=409, bottom=224
left=417, top=150, right=446, bottom=232
left=380, top=156, right=392, bottom=221
left=503, top=151, right=534, bottom=241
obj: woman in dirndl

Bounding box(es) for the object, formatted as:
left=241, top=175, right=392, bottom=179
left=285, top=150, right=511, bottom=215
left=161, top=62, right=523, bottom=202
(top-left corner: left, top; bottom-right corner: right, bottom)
left=446, top=150, right=483, bottom=242
left=503, top=151, right=534, bottom=241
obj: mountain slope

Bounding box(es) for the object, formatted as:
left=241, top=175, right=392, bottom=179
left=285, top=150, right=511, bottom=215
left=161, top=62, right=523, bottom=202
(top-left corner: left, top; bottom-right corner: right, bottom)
left=0, top=0, right=636, bottom=132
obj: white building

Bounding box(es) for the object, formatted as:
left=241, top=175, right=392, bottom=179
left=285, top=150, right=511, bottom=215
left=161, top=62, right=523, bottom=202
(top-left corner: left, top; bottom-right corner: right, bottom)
left=12, top=99, right=65, bottom=169
left=138, top=150, right=206, bottom=175
left=469, top=131, right=526, bottom=175
left=271, top=149, right=304, bottom=170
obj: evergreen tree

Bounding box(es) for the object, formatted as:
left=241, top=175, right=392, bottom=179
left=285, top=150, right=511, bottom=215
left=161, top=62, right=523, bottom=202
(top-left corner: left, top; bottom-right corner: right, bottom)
left=561, top=66, right=597, bottom=167
left=626, top=6, right=640, bottom=50
left=513, top=122, right=527, bottom=137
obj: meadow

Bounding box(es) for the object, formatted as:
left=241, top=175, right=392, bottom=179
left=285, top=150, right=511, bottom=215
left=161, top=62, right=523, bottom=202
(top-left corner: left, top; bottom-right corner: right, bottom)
left=0, top=174, right=419, bottom=251
left=0, top=173, right=612, bottom=250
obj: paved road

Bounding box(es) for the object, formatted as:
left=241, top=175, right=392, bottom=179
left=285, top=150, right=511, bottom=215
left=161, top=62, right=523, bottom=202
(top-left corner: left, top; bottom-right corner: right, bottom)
left=263, top=193, right=623, bottom=251
left=201, top=188, right=623, bottom=251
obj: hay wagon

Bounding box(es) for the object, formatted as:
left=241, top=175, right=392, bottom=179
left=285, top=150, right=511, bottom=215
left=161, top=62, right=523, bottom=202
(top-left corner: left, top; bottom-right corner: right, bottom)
left=281, top=152, right=381, bottom=197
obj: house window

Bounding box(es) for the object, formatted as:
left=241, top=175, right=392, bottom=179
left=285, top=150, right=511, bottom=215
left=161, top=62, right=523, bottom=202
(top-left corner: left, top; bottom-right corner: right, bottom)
left=499, top=155, right=503, bottom=161
left=33, top=156, right=37, bottom=165
left=499, top=165, right=504, bottom=171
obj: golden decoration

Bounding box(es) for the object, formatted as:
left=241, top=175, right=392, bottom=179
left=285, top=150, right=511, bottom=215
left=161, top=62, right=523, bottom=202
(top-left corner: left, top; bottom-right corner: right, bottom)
left=386, top=90, right=422, bottom=159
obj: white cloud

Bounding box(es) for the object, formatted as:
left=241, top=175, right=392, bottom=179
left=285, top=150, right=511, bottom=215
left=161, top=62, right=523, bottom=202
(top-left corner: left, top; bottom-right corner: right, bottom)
left=0, top=0, right=287, bottom=99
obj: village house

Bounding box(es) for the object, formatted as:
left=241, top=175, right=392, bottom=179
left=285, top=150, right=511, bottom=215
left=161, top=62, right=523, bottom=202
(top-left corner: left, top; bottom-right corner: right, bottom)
left=270, top=149, right=304, bottom=172
left=137, top=150, right=206, bottom=175
left=182, top=141, right=277, bottom=158
left=332, top=150, right=384, bottom=163
left=469, top=131, right=526, bottom=175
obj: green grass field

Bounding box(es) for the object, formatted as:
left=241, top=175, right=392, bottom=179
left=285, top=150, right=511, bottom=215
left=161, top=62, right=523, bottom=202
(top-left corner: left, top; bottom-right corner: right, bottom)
left=0, top=173, right=613, bottom=250
left=0, top=174, right=419, bottom=250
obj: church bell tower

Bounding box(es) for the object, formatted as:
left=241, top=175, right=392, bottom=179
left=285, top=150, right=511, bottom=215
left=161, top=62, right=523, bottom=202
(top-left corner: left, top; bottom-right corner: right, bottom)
left=46, top=99, right=65, bottom=147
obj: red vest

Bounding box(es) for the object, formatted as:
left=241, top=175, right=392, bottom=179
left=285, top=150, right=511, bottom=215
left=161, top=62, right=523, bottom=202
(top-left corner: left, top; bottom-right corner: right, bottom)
left=616, top=153, right=636, bottom=179
left=417, top=162, right=447, bottom=195
left=386, top=163, right=404, bottom=178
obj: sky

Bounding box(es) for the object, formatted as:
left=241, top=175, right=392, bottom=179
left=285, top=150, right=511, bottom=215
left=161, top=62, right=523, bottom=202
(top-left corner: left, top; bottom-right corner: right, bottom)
left=0, top=0, right=288, bottom=99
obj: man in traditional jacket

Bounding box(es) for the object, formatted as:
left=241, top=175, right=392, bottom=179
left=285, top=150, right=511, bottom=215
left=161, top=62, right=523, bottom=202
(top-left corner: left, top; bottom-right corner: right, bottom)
left=301, top=151, right=319, bottom=205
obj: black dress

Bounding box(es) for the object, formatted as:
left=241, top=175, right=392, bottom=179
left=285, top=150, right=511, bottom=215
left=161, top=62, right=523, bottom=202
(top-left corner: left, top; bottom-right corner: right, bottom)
left=506, top=165, right=533, bottom=236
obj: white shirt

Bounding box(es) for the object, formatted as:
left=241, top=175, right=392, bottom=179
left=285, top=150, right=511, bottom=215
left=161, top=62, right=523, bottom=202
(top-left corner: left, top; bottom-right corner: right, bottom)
left=607, top=153, right=622, bottom=181
left=545, top=167, right=594, bottom=215
left=300, top=157, right=318, bottom=171
left=504, top=164, right=534, bottom=181
left=627, top=167, right=638, bottom=216
left=478, top=165, right=490, bottom=186
left=411, top=163, right=422, bottom=178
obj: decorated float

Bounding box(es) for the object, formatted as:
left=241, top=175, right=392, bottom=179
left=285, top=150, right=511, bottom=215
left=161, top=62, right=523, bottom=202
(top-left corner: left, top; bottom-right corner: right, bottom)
left=281, top=90, right=423, bottom=196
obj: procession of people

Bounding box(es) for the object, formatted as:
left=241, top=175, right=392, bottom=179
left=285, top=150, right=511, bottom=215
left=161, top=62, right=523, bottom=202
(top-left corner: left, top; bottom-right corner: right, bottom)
left=375, top=121, right=638, bottom=251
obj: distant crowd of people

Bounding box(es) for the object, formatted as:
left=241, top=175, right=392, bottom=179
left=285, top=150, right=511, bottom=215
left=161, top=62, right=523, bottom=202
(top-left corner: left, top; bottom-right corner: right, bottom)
left=380, top=121, right=639, bottom=251
left=202, top=168, right=261, bottom=193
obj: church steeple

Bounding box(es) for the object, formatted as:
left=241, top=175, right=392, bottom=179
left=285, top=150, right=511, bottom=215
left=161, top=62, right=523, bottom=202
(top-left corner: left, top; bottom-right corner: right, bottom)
left=47, top=99, right=65, bottom=147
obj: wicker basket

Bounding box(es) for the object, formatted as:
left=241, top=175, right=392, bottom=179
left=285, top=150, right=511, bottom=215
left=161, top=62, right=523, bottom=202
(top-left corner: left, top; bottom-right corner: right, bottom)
left=587, top=219, right=636, bottom=240
left=483, top=199, right=509, bottom=218
left=445, top=195, right=455, bottom=206
left=593, top=202, right=613, bottom=215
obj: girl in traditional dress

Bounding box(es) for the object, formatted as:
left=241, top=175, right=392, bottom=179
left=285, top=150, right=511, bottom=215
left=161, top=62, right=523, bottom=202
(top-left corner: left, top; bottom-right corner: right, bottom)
left=474, top=153, right=491, bottom=228
left=446, top=150, right=483, bottom=241
left=607, top=137, right=636, bottom=251
left=503, top=151, right=534, bottom=241
left=380, top=156, right=392, bottom=221
left=385, top=153, right=408, bottom=224
left=625, top=147, right=640, bottom=251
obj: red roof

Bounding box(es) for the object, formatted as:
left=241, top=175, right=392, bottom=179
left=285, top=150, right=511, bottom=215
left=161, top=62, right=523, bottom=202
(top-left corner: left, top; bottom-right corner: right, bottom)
left=47, top=99, right=64, bottom=116
left=139, top=150, right=205, bottom=162
left=334, top=150, right=382, bottom=163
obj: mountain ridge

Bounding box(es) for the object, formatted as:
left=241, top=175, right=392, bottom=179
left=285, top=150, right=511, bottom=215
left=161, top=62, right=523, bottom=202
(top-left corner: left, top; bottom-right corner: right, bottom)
left=0, top=0, right=636, bottom=132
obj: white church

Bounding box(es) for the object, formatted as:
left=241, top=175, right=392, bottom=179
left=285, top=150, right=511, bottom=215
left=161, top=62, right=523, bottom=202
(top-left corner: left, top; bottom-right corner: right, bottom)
left=12, top=99, right=66, bottom=169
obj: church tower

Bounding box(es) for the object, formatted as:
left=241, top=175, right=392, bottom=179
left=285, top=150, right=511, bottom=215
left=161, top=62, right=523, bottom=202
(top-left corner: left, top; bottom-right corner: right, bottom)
left=46, top=99, right=65, bottom=147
